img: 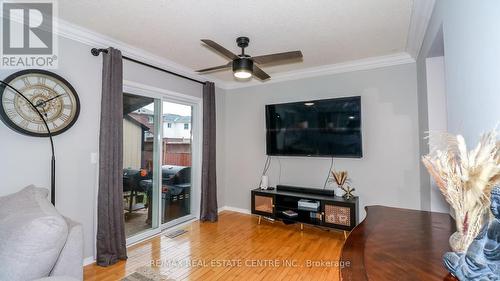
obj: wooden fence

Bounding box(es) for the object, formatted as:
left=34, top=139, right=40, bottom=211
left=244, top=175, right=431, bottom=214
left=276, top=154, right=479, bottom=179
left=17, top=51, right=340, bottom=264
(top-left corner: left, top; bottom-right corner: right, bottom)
left=164, top=152, right=191, bottom=167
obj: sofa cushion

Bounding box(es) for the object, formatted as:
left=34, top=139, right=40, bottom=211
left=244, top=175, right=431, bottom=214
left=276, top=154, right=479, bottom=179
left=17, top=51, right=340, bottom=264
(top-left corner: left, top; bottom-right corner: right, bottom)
left=0, top=186, right=68, bottom=281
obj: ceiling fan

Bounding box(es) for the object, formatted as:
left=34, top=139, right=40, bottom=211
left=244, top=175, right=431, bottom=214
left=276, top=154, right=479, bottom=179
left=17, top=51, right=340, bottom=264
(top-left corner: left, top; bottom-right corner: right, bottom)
left=196, top=37, right=303, bottom=81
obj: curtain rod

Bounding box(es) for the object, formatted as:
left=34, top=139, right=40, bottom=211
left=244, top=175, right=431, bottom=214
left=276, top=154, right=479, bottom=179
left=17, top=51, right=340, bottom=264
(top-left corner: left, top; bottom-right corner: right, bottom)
left=91, top=48, right=206, bottom=85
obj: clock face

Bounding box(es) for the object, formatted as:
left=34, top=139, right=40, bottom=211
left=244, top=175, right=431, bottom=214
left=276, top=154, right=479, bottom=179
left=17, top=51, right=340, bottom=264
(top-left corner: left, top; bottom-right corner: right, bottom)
left=0, top=70, right=80, bottom=137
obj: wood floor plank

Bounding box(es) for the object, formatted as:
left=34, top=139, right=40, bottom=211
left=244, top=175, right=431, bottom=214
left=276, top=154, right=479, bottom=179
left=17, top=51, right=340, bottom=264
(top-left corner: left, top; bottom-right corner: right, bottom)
left=84, top=211, right=344, bottom=281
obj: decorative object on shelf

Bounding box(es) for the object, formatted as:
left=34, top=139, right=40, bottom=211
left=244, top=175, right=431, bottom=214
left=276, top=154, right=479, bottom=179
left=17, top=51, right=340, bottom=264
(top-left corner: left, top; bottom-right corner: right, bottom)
left=297, top=199, right=320, bottom=212
left=422, top=128, right=500, bottom=253
left=0, top=70, right=79, bottom=205
left=330, top=170, right=355, bottom=199
left=443, top=186, right=500, bottom=280
left=260, top=175, right=269, bottom=190
left=282, top=210, right=298, bottom=218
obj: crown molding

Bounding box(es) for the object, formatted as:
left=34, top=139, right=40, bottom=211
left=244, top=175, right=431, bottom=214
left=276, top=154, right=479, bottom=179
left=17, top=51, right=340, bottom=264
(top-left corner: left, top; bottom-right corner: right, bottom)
left=221, top=52, right=415, bottom=90
left=54, top=17, right=415, bottom=91
left=406, top=0, right=436, bottom=58
left=54, top=18, right=226, bottom=87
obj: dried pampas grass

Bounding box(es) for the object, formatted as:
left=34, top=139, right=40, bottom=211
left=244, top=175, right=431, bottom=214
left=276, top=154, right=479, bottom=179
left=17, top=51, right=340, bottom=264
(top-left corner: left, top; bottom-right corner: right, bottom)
left=422, top=128, right=500, bottom=252
left=332, top=171, right=348, bottom=187
left=329, top=170, right=355, bottom=199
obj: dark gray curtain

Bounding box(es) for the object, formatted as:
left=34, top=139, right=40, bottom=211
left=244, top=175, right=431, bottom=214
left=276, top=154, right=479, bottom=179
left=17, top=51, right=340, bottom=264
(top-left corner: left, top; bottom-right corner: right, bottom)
left=200, top=82, right=218, bottom=222
left=96, top=47, right=127, bottom=266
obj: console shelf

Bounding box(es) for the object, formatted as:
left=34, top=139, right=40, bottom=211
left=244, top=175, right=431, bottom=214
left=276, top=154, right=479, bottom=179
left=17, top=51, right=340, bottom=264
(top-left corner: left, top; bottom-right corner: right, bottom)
left=251, top=186, right=359, bottom=232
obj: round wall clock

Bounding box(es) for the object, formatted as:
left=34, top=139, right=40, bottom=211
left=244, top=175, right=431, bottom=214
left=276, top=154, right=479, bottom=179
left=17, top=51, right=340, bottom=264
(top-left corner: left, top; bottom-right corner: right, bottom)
left=0, top=69, right=80, bottom=137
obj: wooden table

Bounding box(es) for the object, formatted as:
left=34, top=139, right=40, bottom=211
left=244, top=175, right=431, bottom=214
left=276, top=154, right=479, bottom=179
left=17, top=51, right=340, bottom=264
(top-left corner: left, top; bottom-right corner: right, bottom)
left=340, top=206, right=459, bottom=281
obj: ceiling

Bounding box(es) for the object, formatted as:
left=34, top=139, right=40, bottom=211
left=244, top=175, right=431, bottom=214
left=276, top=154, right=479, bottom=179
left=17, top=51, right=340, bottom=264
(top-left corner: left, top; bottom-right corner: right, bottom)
left=58, top=0, right=414, bottom=83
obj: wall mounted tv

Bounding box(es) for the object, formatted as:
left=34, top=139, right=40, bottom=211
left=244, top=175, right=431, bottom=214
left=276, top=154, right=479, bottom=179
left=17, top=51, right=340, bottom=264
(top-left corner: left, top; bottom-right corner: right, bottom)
left=265, top=96, right=362, bottom=158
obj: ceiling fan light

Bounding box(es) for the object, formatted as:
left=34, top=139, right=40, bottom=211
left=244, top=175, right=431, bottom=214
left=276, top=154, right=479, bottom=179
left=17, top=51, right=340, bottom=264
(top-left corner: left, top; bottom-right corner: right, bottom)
left=234, top=70, right=252, bottom=79
left=233, top=58, right=253, bottom=79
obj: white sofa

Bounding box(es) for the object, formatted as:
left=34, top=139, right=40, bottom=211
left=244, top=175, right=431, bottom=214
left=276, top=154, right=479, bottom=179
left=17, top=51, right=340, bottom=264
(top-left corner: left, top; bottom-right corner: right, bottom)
left=0, top=186, right=83, bottom=281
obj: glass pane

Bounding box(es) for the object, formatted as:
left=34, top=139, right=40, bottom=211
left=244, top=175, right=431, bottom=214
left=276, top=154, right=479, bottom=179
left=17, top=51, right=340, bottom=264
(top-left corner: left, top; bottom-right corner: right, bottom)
left=161, top=101, right=192, bottom=224
left=123, top=93, right=159, bottom=238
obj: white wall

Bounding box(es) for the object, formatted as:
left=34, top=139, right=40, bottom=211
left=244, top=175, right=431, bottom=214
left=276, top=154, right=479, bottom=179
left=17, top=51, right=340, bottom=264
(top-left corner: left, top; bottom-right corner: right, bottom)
left=221, top=63, right=421, bottom=219
left=418, top=0, right=500, bottom=146
left=416, top=0, right=500, bottom=211
left=425, top=56, right=449, bottom=213
left=0, top=35, right=207, bottom=261
left=440, top=1, right=500, bottom=144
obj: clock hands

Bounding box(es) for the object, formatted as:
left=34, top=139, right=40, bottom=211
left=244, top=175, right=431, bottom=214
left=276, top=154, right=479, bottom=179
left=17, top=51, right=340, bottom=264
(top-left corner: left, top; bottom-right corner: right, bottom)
left=33, top=94, right=65, bottom=119
left=35, top=94, right=64, bottom=108
left=40, top=106, right=48, bottom=118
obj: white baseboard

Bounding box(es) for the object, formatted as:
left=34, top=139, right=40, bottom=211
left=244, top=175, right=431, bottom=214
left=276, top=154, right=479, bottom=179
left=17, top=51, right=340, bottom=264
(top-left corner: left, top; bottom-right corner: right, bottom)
left=83, top=256, right=95, bottom=266
left=218, top=206, right=251, bottom=215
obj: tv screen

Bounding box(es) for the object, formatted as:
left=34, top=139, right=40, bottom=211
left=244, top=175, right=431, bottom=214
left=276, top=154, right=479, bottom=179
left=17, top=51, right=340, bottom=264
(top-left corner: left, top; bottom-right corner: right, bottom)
left=265, top=96, right=362, bottom=157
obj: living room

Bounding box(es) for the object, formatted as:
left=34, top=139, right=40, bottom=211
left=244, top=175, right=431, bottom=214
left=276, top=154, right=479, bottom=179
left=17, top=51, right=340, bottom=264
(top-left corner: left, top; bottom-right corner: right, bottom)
left=0, top=1, right=499, bottom=281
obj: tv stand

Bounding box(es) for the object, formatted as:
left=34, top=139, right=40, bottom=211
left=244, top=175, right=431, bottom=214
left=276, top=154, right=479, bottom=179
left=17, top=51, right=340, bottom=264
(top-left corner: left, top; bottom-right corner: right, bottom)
left=251, top=186, right=359, bottom=235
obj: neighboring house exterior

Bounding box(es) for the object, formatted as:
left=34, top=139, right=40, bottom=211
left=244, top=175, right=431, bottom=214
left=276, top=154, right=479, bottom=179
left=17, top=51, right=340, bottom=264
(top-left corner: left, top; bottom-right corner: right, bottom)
left=163, top=114, right=192, bottom=140
left=123, top=116, right=149, bottom=170
left=129, top=108, right=155, bottom=140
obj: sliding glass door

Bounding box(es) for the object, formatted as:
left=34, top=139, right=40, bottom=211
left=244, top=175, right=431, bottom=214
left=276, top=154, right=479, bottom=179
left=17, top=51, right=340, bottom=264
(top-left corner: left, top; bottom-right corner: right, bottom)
left=122, top=94, right=160, bottom=238
left=122, top=86, right=200, bottom=243
left=161, top=101, right=193, bottom=224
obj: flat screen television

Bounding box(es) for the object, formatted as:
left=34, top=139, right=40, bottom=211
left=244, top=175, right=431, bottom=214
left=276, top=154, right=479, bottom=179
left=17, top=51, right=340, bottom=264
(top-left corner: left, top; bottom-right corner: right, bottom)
left=265, top=96, right=362, bottom=157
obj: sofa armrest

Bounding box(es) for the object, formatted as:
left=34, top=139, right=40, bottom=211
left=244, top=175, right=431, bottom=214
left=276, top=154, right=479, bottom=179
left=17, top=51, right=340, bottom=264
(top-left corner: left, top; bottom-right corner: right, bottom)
left=50, top=217, right=83, bottom=280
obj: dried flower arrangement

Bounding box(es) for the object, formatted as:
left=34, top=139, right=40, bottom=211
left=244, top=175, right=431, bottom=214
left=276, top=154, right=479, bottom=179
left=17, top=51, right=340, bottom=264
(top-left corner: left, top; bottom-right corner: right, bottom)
left=422, top=128, right=500, bottom=253
left=330, top=170, right=355, bottom=199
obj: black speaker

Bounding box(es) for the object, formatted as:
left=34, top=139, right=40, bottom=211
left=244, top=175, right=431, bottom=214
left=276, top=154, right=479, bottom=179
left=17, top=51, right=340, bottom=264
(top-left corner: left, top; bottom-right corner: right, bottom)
left=276, top=185, right=335, bottom=196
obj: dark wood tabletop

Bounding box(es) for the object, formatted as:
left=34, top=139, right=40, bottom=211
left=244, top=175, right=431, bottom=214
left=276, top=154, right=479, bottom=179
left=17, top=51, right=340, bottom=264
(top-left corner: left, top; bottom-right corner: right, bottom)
left=340, top=205, right=459, bottom=281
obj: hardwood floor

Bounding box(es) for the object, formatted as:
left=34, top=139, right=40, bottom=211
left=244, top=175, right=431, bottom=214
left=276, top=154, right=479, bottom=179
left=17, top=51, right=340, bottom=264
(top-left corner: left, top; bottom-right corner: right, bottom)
left=84, top=211, right=345, bottom=281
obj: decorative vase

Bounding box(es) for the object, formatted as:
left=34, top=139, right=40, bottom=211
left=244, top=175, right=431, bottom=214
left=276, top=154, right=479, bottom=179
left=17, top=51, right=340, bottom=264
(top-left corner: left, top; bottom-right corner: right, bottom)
left=448, top=209, right=492, bottom=253
left=334, top=186, right=343, bottom=197
left=449, top=231, right=464, bottom=253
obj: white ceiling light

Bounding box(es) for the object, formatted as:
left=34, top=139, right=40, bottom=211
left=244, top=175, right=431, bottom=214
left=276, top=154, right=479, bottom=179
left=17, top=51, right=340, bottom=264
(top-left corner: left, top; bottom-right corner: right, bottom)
left=234, top=70, right=252, bottom=79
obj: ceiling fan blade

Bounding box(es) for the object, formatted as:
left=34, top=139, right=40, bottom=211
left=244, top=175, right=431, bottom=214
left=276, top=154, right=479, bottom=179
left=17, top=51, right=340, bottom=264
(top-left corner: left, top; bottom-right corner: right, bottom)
left=196, top=62, right=231, bottom=73
left=201, top=39, right=238, bottom=60
left=252, top=65, right=270, bottom=80
left=252, top=51, right=303, bottom=65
